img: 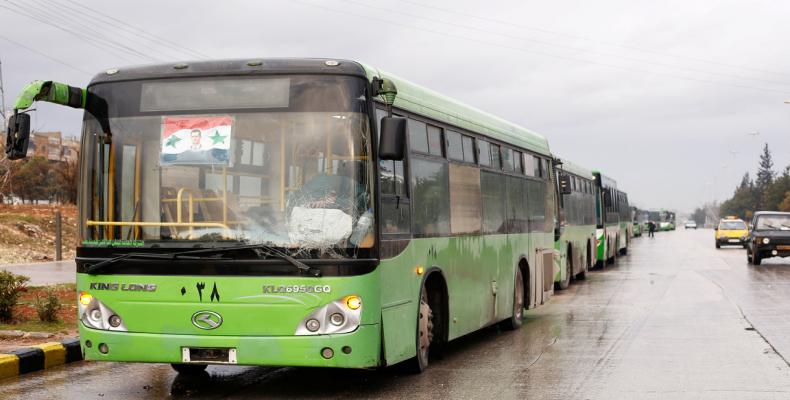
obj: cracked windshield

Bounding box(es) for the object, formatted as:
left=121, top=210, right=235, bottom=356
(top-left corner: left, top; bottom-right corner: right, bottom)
left=80, top=75, right=374, bottom=255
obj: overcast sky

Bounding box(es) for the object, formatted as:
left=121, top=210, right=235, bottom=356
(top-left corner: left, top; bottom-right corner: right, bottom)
left=2, top=0, right=790, bottom=212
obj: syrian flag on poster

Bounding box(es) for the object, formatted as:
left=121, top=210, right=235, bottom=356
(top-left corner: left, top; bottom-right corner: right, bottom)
left=160, top=116, right=233, bottom=165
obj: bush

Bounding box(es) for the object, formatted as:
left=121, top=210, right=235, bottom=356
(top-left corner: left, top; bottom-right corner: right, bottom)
left=34, top=287, right=61, bottom=323
left=0, top=271, right=30, bottom=323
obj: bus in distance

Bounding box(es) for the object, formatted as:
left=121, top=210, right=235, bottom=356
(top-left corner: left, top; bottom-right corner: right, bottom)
left=592, top=171, right=630, bottom=266
left=554, top=159, right=597, bottom=289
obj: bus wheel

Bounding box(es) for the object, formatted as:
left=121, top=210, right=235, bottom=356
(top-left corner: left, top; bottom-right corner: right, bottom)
left=606, top=240, right=615, bottom=265
left=558, top=255, right=571, bottom=290
left=408, top=289, right=434, bottom=373
left=577, top=244, right=590, bottom=280
left=171, top=363, right=207, bottom=375
left=620, top=238, right=628, bottom=255
left=501, top=266, right=524, bottom=331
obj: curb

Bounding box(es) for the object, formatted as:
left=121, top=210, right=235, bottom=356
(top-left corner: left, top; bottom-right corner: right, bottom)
left=0, top=338, right=82, bottom=379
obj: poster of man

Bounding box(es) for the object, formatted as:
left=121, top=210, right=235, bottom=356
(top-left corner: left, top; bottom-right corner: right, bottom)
left=160, top=116, right=233, bottom=165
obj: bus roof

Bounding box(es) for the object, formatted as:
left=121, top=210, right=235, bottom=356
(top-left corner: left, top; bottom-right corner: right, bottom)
left=591, top=170, right=618, bottom=189
left=556, top=157, right=594, bottom=179
left=88, top=58, right=551, bottom=157
left=360, top=63, right=551, bottom=155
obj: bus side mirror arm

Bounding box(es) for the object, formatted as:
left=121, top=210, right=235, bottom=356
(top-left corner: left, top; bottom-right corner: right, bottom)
left=373, top=77, right=405, bottom=161
left=5, top=80, right=87, bottom=160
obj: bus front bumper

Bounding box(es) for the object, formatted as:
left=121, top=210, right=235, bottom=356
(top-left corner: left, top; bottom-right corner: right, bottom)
left=80, top=324, right=381, bottom=368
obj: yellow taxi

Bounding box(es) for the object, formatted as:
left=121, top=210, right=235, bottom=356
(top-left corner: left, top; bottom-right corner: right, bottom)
left=715, top=216, right=749, bottom=248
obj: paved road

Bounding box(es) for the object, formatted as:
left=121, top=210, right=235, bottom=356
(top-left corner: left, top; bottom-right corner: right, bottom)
left=0, top=260, right=75, bottom=285
left=3, top=229, right=790, bottom=399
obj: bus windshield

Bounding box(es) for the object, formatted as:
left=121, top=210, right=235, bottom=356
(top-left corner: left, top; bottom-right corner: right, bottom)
left=755, top=214, right=790, bottom=230
left=79, top=75, right=374, bottom=257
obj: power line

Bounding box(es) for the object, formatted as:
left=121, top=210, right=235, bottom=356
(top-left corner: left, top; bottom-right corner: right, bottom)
left=33, top=0, right=176, bottom=61
left=397, top=0, right=790, bottom=79
left=293, top=0, right=790, bottom=96
left=3, top=0, right=157, bottom=63
left=62, top=0, right=210, bottom=60
left=342, top=0, right=790, bottom=87
left=0, top=34, right=93, bottom=75
left=0, top=3, right=143, bottom=63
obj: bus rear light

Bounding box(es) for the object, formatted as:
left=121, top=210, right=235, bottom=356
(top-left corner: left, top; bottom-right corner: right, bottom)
left=295, top=296, right=362, bottom=336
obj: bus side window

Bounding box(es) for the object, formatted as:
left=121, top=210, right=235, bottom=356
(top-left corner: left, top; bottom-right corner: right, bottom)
left=411, top=159, right=450, bottom=236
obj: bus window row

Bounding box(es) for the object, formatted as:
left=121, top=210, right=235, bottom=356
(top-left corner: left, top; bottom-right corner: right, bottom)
left=376, top=107, right=553, bottom=237
left=561, top=173, right=596, bottom=226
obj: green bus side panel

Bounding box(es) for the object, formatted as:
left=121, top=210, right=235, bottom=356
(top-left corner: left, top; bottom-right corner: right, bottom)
left=378, top=232, right=550, bottom=366
left=555, top=225, right=595, bottom=282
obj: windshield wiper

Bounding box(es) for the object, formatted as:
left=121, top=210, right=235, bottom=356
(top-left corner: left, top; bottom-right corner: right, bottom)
left=85, top=252, right=206, bottom=275
left=174, top=244, right=322, bottom=277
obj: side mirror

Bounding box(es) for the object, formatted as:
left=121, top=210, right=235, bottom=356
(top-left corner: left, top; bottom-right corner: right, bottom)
left=559, top=174, right=572, bottom=195
left=5, top=112, right=31, bottom=160
left=379, top=117, right=406, bottom=161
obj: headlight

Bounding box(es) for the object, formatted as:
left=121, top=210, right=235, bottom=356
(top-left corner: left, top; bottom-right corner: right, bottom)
left=295, top=296, right=362, bottom=335
left=78, top=292, right=127, bottom=331
left=763, top=237, right=770, bottom=244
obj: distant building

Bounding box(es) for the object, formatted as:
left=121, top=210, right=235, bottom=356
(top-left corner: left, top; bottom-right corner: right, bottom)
left=26, top=131, right=80, bottom=163
left=62, top=136, right=80, bottom=164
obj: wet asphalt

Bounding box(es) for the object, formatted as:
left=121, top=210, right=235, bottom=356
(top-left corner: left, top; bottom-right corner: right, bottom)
left=3, top=228, right=790, bottom=399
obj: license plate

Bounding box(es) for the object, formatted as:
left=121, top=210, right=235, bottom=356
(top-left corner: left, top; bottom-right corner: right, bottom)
left=181, top=347, right=237, bottom=364
left=728, top=239, right=740, bottom=243
left=778, top=245, right=790, bottom=250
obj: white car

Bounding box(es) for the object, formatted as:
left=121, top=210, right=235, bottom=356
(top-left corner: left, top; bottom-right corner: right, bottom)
left=684, top=221, right=697, bottom=229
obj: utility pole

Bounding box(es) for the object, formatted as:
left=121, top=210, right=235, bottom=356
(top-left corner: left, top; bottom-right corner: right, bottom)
left=0, top=57, right=6, bottom=133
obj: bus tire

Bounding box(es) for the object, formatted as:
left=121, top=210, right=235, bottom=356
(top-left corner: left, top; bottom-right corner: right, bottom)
left=577, top=242, right=591, bottom=280
left=606, top=239, right=615, bottom=265
left=501, top=265, right=525, bottom=331
left=171, top=363, right=207, bottom=375
left=406, top=287, right=434, bottom=373
left=557, top=252, right=571, bottom=290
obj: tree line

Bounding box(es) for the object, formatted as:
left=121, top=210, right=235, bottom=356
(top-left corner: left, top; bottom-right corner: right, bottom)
left=716, top=144, right=790, bottom=220
left=0, top=142, right=79, bottom=204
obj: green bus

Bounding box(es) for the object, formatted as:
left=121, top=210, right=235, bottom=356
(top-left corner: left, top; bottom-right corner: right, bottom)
left=7, top=58, right=559, bottom=373
left=554, top=159, right=597, bottom=289
left=659, top=210, right=676, bottom=231
left=631, top=207, right=647, bottom=237
left=592, top=171, right=630, bottom=266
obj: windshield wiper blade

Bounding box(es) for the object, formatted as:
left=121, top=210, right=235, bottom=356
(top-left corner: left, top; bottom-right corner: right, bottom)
left=85, top=252, right=205, bottom=275
left=173, top=244, right=322, bottom=277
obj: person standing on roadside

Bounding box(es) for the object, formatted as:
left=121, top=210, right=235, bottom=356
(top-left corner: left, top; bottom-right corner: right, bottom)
left=647, top=220, right=656, bottom=237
